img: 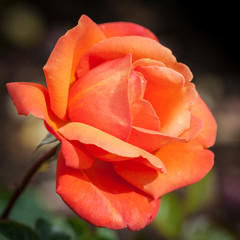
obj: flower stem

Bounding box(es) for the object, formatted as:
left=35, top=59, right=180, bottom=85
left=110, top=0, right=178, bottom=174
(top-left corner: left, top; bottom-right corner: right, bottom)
left=0, top=145, right=59, bottom=220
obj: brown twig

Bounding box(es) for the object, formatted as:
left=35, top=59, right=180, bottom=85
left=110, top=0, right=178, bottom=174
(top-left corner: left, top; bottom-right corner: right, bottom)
left=0, top=145, right=59, bottom=220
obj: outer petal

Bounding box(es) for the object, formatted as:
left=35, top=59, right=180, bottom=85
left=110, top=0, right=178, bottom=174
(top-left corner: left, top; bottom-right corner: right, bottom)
left=44, top=122, right=95, bottom=170
left=43, top=15, right=106, bottom=120
left=58, top=122, right=166, bottom=172
left=6, top=82, right=63, bottom=130
left=57, top=151, right=161, bottom=230
left=77, top=36, right=176, bottom=74
left=99, top=22, right=159, bottom=41
left=7, top=82, right=93, bottom=170
left=68, top=55, right=132, bottom=140
left=191, top=95, right=217, bottom=148
left=114, top=141, right=214, bottom=199
left=77, top=36, right=191, bottom=81
left=172, top=62, right=193, bottom=82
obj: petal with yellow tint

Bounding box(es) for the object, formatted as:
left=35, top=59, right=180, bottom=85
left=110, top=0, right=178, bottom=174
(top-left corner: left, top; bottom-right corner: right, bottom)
left=43, top=15, right=106, bottom=120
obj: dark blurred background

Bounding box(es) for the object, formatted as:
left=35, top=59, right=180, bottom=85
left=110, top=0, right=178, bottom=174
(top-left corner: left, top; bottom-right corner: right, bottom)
left=0, top=0, right=240, bottom=239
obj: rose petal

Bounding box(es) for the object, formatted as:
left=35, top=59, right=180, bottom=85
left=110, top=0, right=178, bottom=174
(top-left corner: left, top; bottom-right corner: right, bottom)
left=77, top=36, right=192, bottom=82
left=128, top=70, right=160, bottom=131
left=133, top=58, right=193, bottom=83
left=179, top=115, right=203, bottom=141
left=99, top=22, right=159, bottom=41
left=135, top=65, right=185, bottom=88
left=6, top=82, right=63, bottom=130
left=128, top=70, right=146, bottom=104
left=43, top=15, right=106, bottom=120
left=61, top=139, right=95, bottom=169
left=58, top=122, right=166, bottom=172
left=43, top=122, right=94, bottom=170
left=137, top=66, right=197, bottom=136
left=68, top=55, right=132, bottom=140
left=57, top=151, right=161, bottom=230
left=77, top=36, right=176, bottom=73
left=191, top=95, right=217, bottom=147
left=133, top=58, right=166, bottom=68
left=172, top=62, right=193, bottom=82
left=128, top=126, right=186, bottom=152
left=131, top=99, right=160, bottom=131
left=114, top=141, right=214, bottom=199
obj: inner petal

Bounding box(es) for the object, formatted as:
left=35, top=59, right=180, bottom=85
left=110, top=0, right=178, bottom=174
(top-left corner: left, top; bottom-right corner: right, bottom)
left=136, top=65, right=197, bottom=136
left=129, top=70, right=160, bottom=131
left=68, top=55, right=132, bottom=140
left=127, top=126, right=186, bottom=152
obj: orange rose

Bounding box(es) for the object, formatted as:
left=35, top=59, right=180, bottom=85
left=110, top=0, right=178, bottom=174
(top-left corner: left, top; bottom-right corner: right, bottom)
left=7, top=15, right=217, bottom=230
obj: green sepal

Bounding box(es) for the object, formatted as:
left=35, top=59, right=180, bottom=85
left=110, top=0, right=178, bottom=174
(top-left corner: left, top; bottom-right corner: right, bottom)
left=33, top=133, right=59, bottom=154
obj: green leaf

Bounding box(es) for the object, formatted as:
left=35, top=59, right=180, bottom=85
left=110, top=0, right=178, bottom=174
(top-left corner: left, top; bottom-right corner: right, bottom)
left=0, top=233, right=9, bottom=240
left=51, top=218, right=76, bottom=239
left=153, top=192, right=184, bottom=238
left=0, top=220, right=38, bottom=240
left=66, top=217, right=90, bottom=237
left=35, top=219, right=51, bottom=240
left=35, top=218, right=71, bottom=240
left=66, top=217, right=119, bottom=240
left=7, top=188, right=52, bottom=228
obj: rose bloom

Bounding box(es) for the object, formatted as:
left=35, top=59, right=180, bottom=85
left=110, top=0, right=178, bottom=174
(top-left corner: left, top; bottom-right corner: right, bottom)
left=7, top=15, right=217, bottom=230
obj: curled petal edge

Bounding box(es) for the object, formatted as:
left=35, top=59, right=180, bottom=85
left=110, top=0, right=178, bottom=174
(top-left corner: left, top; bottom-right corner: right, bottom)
left=58, top=122, right=166, bottom=173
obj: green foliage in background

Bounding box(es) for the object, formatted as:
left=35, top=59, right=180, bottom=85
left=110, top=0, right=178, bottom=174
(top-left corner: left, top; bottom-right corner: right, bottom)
left=153, top=171, right=239, bottom=240
left=0, top=188, right=52, bottom=229
left=0, top=217, right=119, bottom=240
left=0, top=188, right=118, bottom=240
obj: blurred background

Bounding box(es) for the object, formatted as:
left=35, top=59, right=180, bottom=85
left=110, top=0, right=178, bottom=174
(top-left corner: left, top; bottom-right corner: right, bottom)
left=0, top=0, right=240, bottom=239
